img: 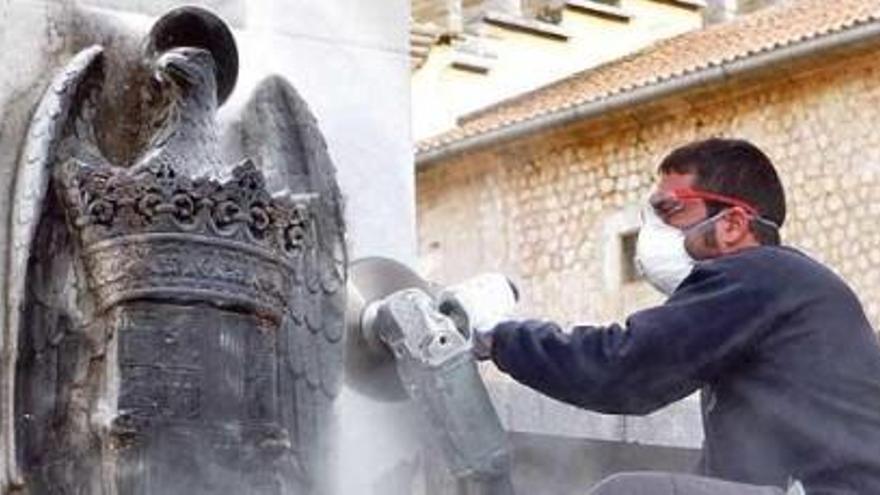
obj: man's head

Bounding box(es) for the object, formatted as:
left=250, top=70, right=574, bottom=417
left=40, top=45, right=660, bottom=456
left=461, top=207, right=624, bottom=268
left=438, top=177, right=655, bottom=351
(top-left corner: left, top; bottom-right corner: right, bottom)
left=651, top=138, right=786, bottom=259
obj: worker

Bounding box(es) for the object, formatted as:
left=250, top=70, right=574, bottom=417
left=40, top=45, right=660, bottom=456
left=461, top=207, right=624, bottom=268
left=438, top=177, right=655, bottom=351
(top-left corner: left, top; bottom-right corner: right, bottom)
left=474, top=138, right=880, bottom=495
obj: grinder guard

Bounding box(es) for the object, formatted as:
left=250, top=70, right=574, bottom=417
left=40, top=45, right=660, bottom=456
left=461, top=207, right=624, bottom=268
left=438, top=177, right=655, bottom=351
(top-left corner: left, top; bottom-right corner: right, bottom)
left=345, top=258, right=514, bottom=494
left=345, top=257, right=433, bottom=400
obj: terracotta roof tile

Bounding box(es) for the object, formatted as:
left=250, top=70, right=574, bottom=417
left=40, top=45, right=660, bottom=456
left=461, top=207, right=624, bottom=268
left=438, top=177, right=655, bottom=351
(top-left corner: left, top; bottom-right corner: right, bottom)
left=417, top=0, right=880, bottom=155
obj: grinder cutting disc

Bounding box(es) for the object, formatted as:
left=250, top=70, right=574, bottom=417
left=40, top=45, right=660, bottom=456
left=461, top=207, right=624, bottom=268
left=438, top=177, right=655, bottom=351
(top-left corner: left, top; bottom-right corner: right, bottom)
left=345, top=257, right=434, bottom=401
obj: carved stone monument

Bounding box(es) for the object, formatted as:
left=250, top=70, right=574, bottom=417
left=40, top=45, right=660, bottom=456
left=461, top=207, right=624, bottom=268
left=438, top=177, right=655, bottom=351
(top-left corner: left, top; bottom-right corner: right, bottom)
left=5, top=6, right=346, bottom=494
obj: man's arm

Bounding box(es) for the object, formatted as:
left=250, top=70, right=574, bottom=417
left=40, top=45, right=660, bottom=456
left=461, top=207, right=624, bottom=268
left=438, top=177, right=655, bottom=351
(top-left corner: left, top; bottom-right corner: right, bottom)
left=490, top=258, right=774, bottom=415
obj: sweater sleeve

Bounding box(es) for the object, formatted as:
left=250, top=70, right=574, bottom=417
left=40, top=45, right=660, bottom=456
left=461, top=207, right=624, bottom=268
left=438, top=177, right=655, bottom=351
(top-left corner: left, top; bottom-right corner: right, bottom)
left=490, top=258, right=774, bottom=415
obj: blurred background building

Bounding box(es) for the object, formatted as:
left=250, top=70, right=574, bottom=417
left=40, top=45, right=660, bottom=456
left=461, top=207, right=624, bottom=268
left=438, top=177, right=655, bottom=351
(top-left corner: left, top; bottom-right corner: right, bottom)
left=411, top=0, right=710, bottom=139
left=413, top=0, right=880, bottom=492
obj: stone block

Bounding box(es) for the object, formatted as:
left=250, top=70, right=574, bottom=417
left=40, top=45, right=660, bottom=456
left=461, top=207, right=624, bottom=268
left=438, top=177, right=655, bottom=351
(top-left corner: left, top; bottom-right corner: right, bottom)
left=77, top=0, right=246, bottom=26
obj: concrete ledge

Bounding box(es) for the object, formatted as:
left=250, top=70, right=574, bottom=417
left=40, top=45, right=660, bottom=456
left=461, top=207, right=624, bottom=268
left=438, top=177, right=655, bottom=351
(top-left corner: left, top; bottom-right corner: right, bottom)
left=452, top=54, right=493, bottom=73
left=566, top=0, right=633, bottom=22
left=485, top=377, right=704, bottom=449
left=648, top=0, right=707, bottom=10
left=487, top=378, right=625, bottom=442
left=483, top=11, right=571, bottom=41
left=450, top=36, right=496, bottom=74
left=509, top=432, right=701, bottom=492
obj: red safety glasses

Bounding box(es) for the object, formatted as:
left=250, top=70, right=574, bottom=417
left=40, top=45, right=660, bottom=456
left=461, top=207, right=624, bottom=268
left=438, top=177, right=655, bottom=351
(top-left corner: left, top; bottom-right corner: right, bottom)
left=650, top=187, right=760, bottom=219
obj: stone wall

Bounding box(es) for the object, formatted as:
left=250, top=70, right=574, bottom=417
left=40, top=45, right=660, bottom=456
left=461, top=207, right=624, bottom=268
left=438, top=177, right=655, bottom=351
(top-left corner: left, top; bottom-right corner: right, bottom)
left=418, top=47, right=880, bottom=328
left=416, top=46, right=880, bottom=448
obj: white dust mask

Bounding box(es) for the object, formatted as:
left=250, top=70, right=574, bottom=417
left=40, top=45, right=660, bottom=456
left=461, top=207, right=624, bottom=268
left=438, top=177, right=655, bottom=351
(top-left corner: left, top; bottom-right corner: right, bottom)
left=635, top=207, right=710, bottom=296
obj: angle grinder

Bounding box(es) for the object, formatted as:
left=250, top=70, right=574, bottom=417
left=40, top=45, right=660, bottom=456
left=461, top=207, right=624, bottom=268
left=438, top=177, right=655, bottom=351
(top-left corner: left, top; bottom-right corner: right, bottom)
left=344, top=257, right=518, bottom=401
left=344, top=257, right=518, bottom=493
left=344, top=257, right=433, bottom=400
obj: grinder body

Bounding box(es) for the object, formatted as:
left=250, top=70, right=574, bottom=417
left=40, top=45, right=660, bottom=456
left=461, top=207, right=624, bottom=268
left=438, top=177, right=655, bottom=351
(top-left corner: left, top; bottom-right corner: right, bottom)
left=346, top=258, right=516, bottom=495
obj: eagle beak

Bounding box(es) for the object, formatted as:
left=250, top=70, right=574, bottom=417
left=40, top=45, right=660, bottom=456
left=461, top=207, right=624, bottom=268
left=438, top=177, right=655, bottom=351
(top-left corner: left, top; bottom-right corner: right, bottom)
left=155, top=51, right=195, bottom=84
left=151, top=69, right=167, bottom=88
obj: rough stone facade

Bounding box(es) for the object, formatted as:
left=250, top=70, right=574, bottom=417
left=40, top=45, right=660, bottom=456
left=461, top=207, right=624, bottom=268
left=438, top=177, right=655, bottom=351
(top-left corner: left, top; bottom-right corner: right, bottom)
left=417, top=47, right=880, bottom=334
left=415, top=47, right=880, bottom=476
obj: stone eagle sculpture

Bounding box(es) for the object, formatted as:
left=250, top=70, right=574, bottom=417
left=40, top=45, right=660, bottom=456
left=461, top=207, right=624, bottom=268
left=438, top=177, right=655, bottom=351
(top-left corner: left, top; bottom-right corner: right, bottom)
left=1, top=7, right=346, bottom=495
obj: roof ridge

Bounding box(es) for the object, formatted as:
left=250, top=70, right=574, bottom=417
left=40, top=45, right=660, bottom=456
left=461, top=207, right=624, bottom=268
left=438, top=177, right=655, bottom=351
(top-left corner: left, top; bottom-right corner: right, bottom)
left=420, top=0, right=880, bottom=157
left=457, top=45, right=658, bottom=125
left=459, top=0, right=879, bottom=126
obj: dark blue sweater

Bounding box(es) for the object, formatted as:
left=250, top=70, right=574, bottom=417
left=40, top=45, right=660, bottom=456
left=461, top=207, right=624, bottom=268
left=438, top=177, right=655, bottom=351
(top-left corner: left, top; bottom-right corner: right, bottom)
left=491, top=247, right=880, bottom=494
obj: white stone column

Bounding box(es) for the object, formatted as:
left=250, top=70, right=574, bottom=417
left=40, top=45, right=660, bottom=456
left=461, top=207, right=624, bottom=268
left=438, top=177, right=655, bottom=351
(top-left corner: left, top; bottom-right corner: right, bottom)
left=238, top=0, right=416, bottom=265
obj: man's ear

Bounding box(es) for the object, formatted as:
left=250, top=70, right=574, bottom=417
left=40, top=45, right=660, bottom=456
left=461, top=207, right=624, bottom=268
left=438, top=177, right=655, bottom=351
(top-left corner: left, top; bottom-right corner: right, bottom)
left=718, top=207, right=757, bottom=250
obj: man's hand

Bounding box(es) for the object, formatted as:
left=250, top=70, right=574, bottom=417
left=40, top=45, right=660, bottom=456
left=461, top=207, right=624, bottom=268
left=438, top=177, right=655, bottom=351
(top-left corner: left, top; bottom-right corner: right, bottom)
left=436, top=273, right=518, bottom=362
left=471, top=327, right=495, bottom=361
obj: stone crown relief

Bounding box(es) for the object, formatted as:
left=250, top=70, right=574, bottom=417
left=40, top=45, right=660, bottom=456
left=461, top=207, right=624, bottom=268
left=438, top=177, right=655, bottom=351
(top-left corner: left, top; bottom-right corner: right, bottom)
left=59, top=159, right=315, bottom=323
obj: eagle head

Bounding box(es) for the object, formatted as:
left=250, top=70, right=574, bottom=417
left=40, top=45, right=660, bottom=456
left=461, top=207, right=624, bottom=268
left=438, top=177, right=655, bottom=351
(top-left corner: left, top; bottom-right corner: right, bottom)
left=153, top=47, right=218, bottom=104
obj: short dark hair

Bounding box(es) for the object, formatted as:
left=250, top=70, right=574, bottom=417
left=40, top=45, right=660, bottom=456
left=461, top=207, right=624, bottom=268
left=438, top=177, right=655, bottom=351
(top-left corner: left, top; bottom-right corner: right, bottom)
left=658, top=138, right=786, bottom=245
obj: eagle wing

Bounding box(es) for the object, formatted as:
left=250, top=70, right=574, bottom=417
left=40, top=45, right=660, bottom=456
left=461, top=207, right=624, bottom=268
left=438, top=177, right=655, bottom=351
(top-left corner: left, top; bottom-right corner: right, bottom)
left=1, top=45, right=104, bottom=490
left=233, top=75, right=346, bottom=485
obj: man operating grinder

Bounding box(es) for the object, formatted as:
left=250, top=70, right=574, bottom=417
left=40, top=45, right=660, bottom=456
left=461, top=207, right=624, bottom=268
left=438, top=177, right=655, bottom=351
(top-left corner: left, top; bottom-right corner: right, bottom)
left=476, top=138, right=880, bottom=494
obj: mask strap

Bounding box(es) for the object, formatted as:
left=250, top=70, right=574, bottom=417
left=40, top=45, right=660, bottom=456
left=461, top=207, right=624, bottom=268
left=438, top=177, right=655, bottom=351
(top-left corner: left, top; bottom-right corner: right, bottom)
left=674, top=188, right=783, bottom=230
left=682, top=209, right=726, bottom=232
left=751, top=215, right=781, bottom=231
left=687, top=208, right=781, bottom=234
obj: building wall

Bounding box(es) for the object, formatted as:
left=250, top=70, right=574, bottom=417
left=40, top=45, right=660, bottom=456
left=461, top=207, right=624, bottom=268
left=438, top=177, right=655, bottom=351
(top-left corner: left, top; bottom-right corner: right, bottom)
left=412, top=0, right=704, bottom=139
left=416, top=47, right=880, bottom=447
left=418, top=48, right=880, bottom=327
